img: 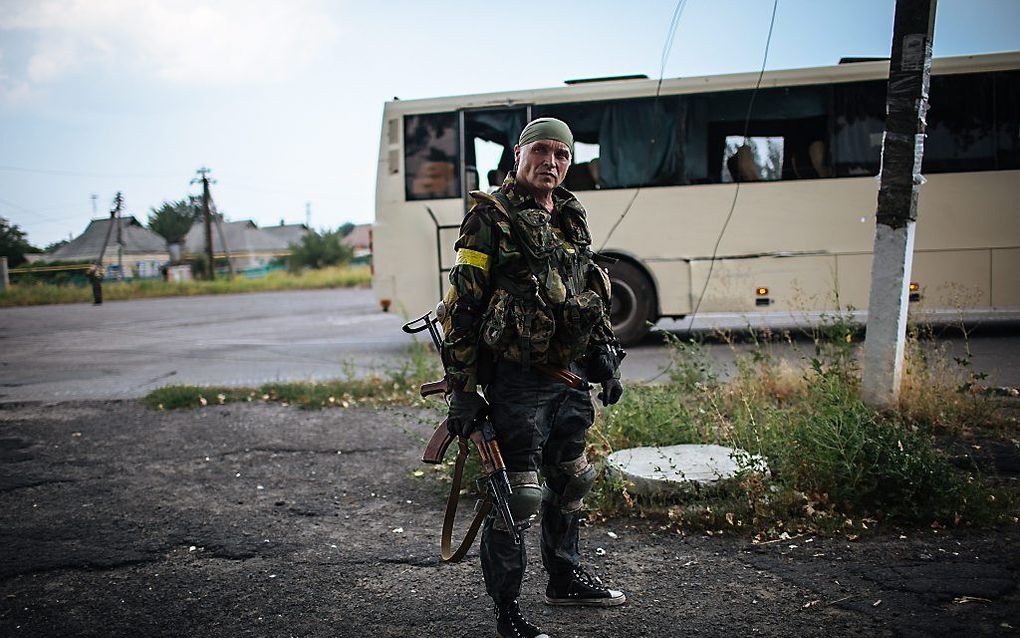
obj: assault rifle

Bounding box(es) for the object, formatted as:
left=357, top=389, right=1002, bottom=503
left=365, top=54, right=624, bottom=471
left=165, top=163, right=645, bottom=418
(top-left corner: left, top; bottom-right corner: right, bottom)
left=402, top=310, right=528, bottom=561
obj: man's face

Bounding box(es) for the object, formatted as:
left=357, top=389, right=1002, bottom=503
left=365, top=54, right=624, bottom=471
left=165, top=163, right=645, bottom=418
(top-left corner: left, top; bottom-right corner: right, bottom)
left=514, top=139, right=571, bottom=196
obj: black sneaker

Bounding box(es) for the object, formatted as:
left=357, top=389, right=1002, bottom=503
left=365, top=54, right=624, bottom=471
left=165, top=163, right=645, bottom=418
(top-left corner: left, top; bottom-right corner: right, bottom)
left=495, top=600, right=550, bottom=638
left=545, top=567, right=626, bottom=607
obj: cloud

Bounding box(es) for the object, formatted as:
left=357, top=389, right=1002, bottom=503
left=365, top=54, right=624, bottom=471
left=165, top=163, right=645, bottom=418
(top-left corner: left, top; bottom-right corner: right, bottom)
left=0, top=0, right=341, bottom=93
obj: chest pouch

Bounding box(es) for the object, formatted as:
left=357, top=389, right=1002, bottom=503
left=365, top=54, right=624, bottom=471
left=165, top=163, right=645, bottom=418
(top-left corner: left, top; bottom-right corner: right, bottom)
left=556, top=289, right=604, bottom=362
left=481, top=278, right=555, bottom=368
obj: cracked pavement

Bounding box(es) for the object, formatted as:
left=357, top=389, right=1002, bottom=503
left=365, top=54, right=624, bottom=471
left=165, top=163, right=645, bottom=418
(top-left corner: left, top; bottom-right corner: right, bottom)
left=0, top=401, right=1018, bottom=637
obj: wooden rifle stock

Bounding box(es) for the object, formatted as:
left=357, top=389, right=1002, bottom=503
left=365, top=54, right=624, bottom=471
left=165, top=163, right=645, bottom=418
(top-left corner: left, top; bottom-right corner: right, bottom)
left=469, top=429, right=505, bottom=475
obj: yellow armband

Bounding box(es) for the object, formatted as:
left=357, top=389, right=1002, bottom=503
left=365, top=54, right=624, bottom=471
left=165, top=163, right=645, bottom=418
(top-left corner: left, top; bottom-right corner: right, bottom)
left=455, top=248, right=490, bottom=272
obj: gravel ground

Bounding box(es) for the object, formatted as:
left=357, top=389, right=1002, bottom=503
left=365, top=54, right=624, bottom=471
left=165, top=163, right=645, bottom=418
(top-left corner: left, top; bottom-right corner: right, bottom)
left=0, top=401, right=1017, bottom=637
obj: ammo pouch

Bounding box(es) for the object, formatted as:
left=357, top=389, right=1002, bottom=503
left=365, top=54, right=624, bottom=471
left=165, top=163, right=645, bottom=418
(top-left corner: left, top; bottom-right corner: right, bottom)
left=556, top=290, right=604, bottom=362
left=480, top=286, right=555, bottom=366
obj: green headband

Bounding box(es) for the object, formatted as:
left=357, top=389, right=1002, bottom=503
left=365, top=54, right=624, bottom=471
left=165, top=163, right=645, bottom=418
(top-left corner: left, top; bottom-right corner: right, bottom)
left=518, top=117, right=573, bottom=149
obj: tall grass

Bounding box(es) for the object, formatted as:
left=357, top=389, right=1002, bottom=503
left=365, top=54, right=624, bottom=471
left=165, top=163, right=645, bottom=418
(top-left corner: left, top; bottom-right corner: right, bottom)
left=593, top=316, right=1015, bottom=534
left=0, top=265, right=371, bottom=307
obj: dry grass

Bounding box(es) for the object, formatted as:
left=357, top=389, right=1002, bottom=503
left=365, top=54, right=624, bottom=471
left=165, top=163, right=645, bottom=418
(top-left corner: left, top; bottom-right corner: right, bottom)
left=898, top=328, right=1005, bottom=432
left=0, top=265, right=371, bottom=307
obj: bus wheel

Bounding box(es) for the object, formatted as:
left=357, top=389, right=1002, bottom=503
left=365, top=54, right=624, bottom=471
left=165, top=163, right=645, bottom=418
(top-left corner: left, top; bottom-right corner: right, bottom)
left=609, top=261, right=656, bottom=346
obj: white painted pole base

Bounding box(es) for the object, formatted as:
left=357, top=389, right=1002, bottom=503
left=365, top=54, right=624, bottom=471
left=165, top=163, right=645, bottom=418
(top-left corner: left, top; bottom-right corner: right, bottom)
left=861, top=222, right=917, bottom=409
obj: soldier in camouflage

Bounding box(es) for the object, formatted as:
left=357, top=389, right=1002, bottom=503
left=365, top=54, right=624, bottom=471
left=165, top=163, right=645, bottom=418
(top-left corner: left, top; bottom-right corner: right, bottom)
left=441, top=118, right=626, bottom=638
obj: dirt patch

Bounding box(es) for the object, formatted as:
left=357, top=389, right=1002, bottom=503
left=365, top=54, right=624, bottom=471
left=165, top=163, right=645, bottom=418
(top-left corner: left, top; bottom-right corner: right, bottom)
left=0, top=401, right=1017, bottom=637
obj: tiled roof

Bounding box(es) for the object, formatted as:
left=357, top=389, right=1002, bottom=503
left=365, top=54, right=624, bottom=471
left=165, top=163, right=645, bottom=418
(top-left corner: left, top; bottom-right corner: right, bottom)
left=47, top=217, right=167, bottom=262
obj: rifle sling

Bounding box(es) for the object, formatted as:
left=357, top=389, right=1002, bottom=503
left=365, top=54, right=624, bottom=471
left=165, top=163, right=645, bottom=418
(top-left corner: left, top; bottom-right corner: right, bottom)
left=441, top=438, right=492, bottom=563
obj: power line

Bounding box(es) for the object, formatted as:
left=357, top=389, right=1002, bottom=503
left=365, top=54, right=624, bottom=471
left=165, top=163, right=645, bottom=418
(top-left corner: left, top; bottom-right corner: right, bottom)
left=599, top=0, right=691, bottom=252
left=643, top=0, right=780, bottom=383
left=657, top=0, right=690, bottom=97
left=0, top=165, right=177, bottom=179
left=689, top=0, right=780, bottom=322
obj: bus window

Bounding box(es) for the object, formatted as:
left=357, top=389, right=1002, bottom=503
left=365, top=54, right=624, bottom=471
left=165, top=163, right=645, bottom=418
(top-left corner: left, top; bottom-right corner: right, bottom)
left=404, top=112, right=459, bottom=200
left=996, top=71, right=1020, bottom=169
left=722, top=136, right=784, bottom=182
left=924, top=73, right=996, bottom=173
left=535, top=97, right=683, bottom=190
left=463, top=108, right=526, bottom=193
left=832, top=80, right=886, bottom=177
left=696, top=86, right=830, bottom=184
left=568, top=141, right=601, bottom=190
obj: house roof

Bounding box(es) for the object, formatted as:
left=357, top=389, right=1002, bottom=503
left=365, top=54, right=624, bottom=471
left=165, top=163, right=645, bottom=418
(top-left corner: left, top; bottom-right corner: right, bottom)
left=342, top=224, right=372, bottom=249
left=184, top=219, right=291, bottom=255
left=47, top=216, right=167, bottom=262
left=262, top=223, right=310, bottom=248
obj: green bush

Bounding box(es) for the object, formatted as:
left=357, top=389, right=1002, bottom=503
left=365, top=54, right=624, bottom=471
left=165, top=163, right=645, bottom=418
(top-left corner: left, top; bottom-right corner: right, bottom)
left=288, top=228, right=354, bottom=270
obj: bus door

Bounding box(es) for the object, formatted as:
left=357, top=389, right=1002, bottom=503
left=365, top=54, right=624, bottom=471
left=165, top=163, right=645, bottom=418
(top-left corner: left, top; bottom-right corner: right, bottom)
left=436, top=106, right=530, bottom=298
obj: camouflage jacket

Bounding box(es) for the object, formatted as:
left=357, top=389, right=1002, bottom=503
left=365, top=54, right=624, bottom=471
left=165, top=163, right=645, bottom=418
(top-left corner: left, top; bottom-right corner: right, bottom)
left=441, top=175, right=616, bottom=392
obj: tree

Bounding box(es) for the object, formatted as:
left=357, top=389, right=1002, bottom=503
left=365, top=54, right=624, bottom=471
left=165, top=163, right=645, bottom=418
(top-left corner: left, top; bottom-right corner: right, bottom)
left=338, top=222, right=356, bottom=237
left=288, top=227, right=354, bottom=270
left=148, top=199, right=197, bottom=244
left=44, top=239, right=69, bottom=253
left=0, top=216, right=40, bottom=267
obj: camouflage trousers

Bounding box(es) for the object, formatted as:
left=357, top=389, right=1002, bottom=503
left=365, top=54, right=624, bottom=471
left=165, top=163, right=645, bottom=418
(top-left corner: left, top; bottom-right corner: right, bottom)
left=480, top=359, right=595, bottom=606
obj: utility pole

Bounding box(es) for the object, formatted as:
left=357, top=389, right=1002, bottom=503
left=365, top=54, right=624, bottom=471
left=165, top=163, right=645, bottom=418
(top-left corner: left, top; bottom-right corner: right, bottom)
left=192, top=167, right=215, bottom=280
left=97, top=194, right=120, bottom=265
left=116, top=193, right=125, bottom=281
left=91, top=193, right=98, bottom=217
left=210, top=196, right=235, bottom=278
left=861, top=0, right=937, bottom=408
left=305, top=201, right=311, bottom=228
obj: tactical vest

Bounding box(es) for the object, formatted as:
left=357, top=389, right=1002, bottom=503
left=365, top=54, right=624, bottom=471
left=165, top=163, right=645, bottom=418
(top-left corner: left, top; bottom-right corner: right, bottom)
left=466, top=189, right=612, bottom=369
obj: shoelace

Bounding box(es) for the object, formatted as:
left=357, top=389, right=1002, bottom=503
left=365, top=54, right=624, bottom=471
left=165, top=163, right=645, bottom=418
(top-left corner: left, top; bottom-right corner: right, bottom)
left=571, top=567, right=606, bottom=590
left=498, top=602, right=537, bottom=637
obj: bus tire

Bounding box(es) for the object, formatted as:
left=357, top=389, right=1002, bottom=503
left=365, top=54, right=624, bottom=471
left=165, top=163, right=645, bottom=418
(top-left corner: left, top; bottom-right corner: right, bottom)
left=608, top=260, right=656, bottom=346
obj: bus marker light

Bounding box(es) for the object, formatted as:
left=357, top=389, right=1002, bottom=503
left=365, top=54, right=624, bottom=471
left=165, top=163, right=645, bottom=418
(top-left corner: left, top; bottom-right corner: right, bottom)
left=909, top=282, right=919, bottom=292
left=756, top=287, right=769, bottom=296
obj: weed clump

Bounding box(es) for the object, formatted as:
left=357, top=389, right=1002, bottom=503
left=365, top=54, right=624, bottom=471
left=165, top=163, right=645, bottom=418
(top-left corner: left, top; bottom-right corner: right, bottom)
left=593, top=316, right=1014, bottom=536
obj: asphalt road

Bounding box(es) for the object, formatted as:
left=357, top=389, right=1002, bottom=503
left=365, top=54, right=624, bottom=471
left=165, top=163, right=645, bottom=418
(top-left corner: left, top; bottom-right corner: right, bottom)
left=2, top=400, right=1017, bottom=637
left=1, top=288, right=1018, bottom=402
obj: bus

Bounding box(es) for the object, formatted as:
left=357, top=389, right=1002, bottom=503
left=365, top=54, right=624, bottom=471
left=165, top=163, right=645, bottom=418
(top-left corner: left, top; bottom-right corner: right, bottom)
left=373, top=51, right=1020, bottom=345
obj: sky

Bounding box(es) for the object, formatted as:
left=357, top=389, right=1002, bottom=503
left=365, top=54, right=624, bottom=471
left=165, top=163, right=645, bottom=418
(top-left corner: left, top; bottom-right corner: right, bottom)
left=1, top=0, right=1018, bottom=249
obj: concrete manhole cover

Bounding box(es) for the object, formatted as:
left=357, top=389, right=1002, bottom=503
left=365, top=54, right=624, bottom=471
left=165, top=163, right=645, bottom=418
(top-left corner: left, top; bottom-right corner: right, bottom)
left=606, top=444, right=767, bottom=496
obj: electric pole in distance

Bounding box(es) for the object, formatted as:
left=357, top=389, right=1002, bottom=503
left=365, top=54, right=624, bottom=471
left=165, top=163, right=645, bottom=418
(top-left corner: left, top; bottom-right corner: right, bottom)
left=861, top=0, right=937, bottom=408
left=116, top=192, right=125, bottom=281
left=192, top=167, right=215, bottom=280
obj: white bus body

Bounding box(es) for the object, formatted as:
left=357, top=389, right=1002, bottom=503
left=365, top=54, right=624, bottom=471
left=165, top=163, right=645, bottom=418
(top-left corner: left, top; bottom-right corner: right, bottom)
left=374, top=52, right=1020, bottom=344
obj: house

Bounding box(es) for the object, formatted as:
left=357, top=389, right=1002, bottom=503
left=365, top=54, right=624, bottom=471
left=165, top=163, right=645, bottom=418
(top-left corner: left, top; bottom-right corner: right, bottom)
left=45, top=216, right=168, bottom=278
left=184, top=219, right=293, bottom=270
left=342, top=224, right=372, bottom=260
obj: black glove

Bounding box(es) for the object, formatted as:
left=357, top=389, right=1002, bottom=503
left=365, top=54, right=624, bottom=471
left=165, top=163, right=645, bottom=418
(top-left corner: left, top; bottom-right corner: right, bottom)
left=447, top=390, right=488, bottom=437
left=597, top=378, right=623, bottom=407
left=584, top=344, right=626, bottom=383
